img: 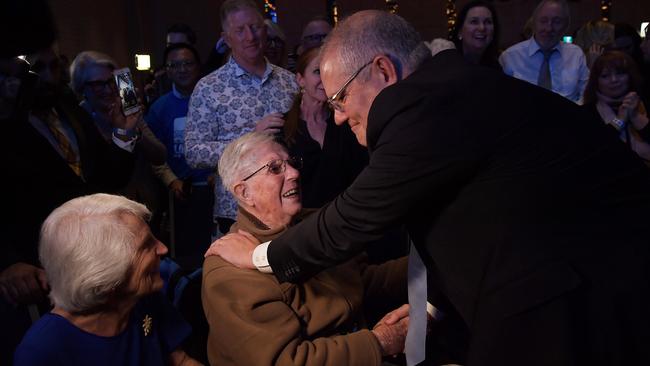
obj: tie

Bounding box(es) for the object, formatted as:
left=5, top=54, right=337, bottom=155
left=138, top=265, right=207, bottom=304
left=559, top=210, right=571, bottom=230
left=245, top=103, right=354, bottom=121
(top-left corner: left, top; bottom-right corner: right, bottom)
left=537, top=49, right=555, bottom=90
left=44, top=111, right=82, bottom=177
left=405, top=241, right=427, bottom=366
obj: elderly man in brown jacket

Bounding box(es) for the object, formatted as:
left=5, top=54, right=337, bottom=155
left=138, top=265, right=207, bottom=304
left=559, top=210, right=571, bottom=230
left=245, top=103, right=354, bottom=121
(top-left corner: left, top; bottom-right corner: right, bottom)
left=202, top=132, right=408, bottom=365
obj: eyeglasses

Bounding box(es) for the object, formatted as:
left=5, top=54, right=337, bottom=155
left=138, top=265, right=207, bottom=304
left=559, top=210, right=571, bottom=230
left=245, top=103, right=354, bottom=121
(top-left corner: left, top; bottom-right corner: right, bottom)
left=84, top=78, right=116, bottom=92
left=326, top=60, right=373, bottom=112
left=166, top=60, right=197, bottom=71
left=242, top=156, right=303, bottom=181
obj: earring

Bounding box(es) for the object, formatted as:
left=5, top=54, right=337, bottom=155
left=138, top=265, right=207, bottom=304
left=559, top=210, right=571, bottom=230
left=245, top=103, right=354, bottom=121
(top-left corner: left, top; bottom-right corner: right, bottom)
left=458, top=35, right=463, bottom=41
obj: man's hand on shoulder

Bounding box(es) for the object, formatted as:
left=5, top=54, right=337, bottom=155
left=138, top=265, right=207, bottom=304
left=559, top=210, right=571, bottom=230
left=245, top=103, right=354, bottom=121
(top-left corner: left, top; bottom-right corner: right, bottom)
left=204, top=230, right=259, bottom=269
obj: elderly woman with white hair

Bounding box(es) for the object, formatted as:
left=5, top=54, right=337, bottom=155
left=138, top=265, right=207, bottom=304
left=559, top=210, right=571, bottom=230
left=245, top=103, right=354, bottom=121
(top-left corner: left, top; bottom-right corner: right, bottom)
left=201, top=131, right=409, bottom=366
left=69, top=51, right=165, bottom=164
left=14, top=194, right=201, bottom=366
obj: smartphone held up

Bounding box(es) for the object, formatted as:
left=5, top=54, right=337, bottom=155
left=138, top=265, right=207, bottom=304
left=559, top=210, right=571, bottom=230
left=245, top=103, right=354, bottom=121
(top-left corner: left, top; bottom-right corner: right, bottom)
left=113, top=67, right=140, bottom=116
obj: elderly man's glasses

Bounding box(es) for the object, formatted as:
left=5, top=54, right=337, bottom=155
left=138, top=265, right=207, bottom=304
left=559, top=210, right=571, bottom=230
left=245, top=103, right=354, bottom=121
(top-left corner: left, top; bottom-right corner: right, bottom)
left=242, top=156, right=303, bottom=181
left=326, top=60, right=373, bottom=112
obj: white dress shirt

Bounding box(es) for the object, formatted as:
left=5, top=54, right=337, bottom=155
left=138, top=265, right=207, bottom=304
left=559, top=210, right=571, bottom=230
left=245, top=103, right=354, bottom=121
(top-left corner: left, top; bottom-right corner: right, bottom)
left=499, top=37, right=589, bottom=103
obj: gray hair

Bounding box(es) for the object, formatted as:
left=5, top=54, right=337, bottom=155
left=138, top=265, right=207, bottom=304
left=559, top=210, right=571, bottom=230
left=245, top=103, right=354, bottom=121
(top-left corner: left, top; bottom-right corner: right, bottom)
left=218, top=132, right=282, bottom=195
left=531, top=0, right=570, bottom=35
left=39, top=193, right=151, bottom=313
left=320, top=10, right=431, bottom=79
left=220, top=0, right=262, bottom=32
left=69, top=51, right=117, bottom=96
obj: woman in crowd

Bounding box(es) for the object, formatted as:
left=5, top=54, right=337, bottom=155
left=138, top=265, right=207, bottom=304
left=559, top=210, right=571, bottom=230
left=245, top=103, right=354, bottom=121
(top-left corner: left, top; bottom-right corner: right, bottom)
left=202, top=132, right=409, bottom=366
left=449, top=0, right=501, bottom=69
left=583, top=51, right=650, bottom=165
left=14, top=193, right=200, bottom=365
left=69, top=51, right=168, bottom=234
left=283, top=47, right=368, bottom=208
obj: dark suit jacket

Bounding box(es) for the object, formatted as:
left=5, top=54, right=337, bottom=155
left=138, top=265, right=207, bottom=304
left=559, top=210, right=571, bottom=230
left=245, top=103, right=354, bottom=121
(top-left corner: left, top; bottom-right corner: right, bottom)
left=267, top=50, right=650, bottom=365
left=3, top=91, right=135, bottom=270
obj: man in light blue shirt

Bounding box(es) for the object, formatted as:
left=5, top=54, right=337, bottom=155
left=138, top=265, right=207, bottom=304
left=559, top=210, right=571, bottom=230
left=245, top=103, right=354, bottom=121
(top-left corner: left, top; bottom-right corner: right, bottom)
left=499, top=0, right=589, bottom=103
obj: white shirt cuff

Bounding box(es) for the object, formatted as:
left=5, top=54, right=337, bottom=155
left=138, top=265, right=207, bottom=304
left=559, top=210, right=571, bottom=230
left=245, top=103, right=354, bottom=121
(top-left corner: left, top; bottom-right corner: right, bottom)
left=112, top=134, right=137, bottom=152
left=252, top=241, right=273, bottom=273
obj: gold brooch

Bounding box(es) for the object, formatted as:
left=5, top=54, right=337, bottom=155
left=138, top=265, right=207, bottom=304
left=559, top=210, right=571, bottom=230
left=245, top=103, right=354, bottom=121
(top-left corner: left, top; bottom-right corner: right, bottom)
left=142, top=314, right=153, bottom=336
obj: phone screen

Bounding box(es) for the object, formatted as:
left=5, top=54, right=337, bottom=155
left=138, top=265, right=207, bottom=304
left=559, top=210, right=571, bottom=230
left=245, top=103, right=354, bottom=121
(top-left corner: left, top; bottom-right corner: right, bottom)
left=113, top=67, right=140, bottom=115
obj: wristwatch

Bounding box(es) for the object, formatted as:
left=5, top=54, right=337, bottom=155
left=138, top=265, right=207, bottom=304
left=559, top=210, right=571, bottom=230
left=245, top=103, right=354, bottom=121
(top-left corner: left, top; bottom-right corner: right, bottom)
left=113, top=127, right=137, bottom=138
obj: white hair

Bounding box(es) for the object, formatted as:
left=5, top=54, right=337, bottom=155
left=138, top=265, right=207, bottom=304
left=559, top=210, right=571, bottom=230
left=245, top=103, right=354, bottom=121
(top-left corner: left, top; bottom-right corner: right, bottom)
left=39, top=193, right=150, bottom=313
left=69, top=50, right=117, bottom=96
left=218, top=132, right=282, bottom=195
left=321, top=10, right=431, bottom=79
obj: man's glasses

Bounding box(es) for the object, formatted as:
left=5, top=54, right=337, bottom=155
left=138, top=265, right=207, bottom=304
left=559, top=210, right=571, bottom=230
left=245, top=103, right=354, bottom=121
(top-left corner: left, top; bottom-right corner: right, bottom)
left=326, top=60, right=373, bottom=112
left=166, top=60, right=197, bottom=71
left=242, top=156, right=303, bottom=181
left=84, top=78, right=116, bottom=92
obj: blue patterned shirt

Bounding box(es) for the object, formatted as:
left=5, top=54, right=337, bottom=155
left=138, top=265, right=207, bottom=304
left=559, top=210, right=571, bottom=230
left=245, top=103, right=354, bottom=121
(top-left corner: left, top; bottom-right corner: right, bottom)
left=185, top=57, right=298, bottom=219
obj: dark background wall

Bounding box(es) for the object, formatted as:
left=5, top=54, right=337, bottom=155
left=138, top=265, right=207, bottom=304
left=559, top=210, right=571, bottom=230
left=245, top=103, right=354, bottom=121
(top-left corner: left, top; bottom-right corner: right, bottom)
left=48, top=0, right=650, bottom=85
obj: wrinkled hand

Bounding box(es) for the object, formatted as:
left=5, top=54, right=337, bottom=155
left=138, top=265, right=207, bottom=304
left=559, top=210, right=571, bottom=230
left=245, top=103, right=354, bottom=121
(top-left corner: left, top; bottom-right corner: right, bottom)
left=204, top=230, right=259, bottom=269
left=0, top=263, right=48, bottom=306
left=254, top=112, right=285, bottom=134
left=372, top=309, right=409, bottom=356
left=169, top=179, right=186, bottom=200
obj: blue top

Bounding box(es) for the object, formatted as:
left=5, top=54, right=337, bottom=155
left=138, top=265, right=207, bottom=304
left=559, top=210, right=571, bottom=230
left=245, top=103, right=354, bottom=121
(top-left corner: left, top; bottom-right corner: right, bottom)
left=14, top=292, right=191, bottom=366
left=146, top=86, right=212, bottom=183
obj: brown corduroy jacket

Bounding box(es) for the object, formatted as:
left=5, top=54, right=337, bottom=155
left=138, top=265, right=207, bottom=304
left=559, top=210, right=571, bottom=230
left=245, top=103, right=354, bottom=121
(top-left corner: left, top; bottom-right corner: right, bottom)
left=202, top=208, right=407, bottom=366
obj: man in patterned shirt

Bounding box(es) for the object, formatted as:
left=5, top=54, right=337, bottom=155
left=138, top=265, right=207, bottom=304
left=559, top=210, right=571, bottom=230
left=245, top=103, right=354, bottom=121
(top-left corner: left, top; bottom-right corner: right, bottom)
left=185, top=0, right=298, bottom=234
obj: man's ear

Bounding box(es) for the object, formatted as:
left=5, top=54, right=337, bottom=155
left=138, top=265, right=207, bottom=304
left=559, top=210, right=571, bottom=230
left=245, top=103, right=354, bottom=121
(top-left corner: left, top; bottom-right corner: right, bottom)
left=221, top=31, right=231, bottom=48
left=373, top=55, right=400, bottom=85
left=233, top=182, right=253, bottom=206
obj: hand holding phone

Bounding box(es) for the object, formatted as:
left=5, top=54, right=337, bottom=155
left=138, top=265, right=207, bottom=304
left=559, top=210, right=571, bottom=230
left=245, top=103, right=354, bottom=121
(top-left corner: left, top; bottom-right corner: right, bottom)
left=113, top=67, right=140, bottom=116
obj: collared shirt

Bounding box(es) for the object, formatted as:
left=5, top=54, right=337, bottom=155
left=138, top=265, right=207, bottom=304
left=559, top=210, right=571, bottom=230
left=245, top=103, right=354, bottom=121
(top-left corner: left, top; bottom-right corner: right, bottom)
left=185, top=56, right=299, bottom=219
left=499, top=37, right=589, bottom=103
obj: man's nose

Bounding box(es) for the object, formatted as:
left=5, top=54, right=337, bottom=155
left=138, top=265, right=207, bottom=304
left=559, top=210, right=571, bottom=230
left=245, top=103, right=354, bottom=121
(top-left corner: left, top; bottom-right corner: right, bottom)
left=334, top=109, right=348, bottom=126
left=244, top=26, right=255, bottom=41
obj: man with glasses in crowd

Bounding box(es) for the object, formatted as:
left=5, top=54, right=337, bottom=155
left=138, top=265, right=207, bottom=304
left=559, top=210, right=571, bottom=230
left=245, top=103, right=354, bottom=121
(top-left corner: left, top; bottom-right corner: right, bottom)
left=211, top=9, right=650, bottom=366
left=185, top=0, right=298, bottom=236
